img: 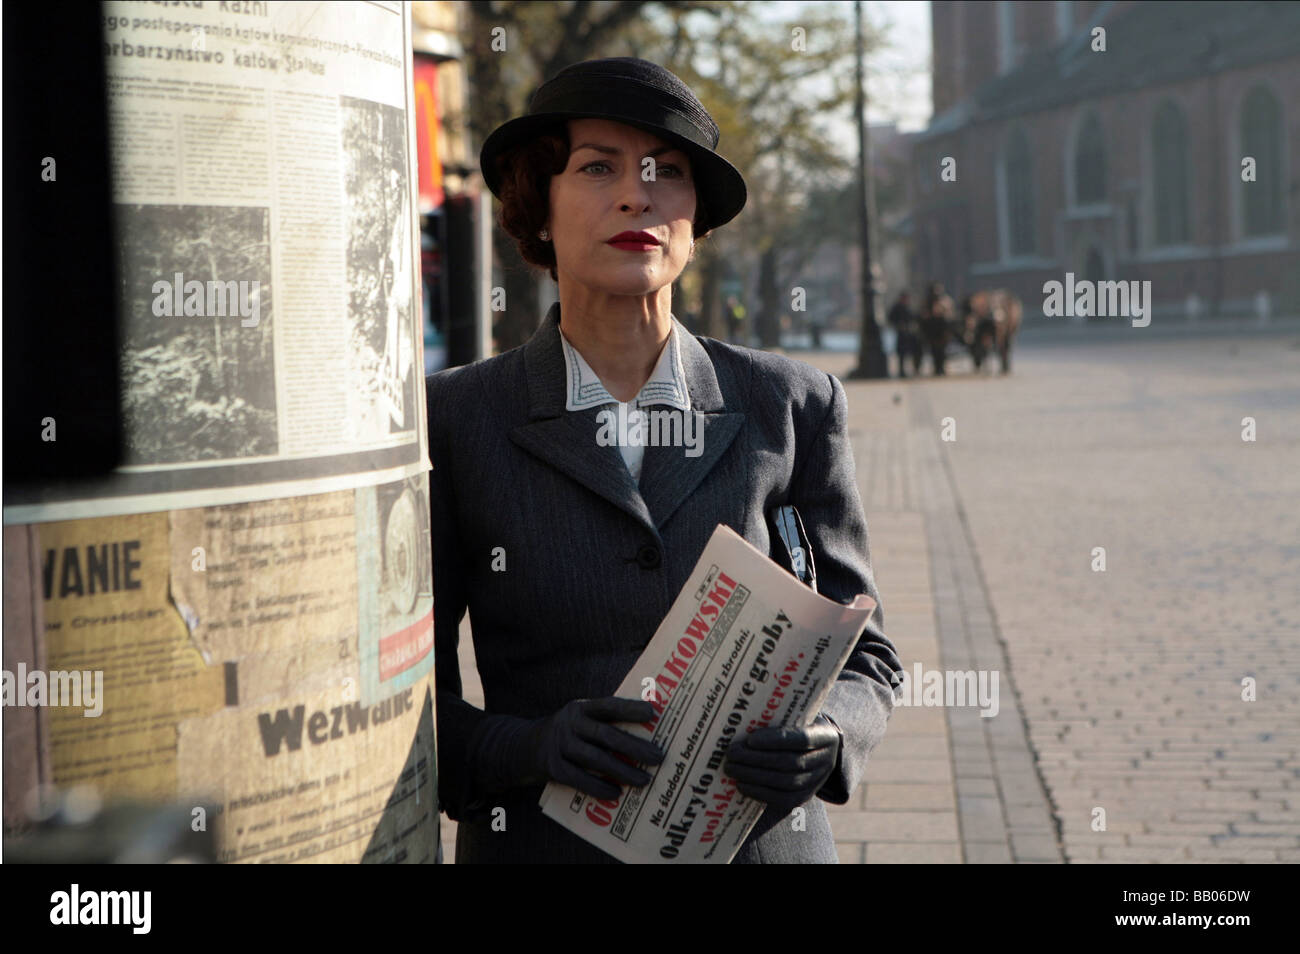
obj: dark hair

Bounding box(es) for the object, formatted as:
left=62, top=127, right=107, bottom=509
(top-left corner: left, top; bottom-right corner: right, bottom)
left=493, top=123, right=711, bottom=282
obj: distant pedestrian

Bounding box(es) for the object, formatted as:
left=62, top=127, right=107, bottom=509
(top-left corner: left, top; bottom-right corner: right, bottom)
left=921, top=281, right=954, bottom=376
left=887, top=291, right=921, bottom=378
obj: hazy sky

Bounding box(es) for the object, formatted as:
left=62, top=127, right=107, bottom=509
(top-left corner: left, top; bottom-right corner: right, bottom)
left=765, top=0, right=934, bottom=132
left=863, top=0, right=933, bottom=131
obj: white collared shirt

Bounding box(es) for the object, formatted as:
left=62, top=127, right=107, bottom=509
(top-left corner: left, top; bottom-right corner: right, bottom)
left=559, top=322, right=692, bottom=483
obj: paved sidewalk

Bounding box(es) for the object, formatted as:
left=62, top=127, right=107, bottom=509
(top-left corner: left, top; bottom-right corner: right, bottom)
left=818, top=328, right=1300, bottom=864
left=902, top=331, right=1300, bottom=864
left=815, top=354, right=1060, bottom=864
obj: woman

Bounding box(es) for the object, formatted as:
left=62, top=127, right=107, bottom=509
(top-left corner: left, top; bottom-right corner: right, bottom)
left=921, top=280, right=954, bottom=376
left=427, top=57, right=900, bottom=863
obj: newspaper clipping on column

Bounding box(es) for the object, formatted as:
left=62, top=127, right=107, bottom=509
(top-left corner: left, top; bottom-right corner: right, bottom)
left=5, top=0, right=428, bottom=524
left=540, top=524, right=878, bottom=864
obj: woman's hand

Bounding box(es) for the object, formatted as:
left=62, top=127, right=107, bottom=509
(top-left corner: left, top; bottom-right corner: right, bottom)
left=722, top=713, right=842, bottom=815
left=523, top=697, right=666, bottom=800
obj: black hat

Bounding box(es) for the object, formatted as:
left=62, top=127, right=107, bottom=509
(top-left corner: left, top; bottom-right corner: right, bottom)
left=479, top=57, right=747, bottom=233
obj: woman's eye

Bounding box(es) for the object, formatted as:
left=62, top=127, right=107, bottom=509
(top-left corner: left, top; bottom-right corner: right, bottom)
left=580, top=161, right=611, bottom=174
left=657, top=163, right=684, bottom=178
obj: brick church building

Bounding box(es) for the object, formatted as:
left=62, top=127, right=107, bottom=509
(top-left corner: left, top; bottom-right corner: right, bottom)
left=909, top=1, right=1300, bottom=321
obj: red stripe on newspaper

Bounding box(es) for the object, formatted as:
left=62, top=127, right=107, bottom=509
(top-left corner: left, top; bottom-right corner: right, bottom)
left=378, top=610, right=434, bottom=681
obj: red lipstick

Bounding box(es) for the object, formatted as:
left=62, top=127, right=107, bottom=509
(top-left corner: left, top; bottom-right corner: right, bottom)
left=606, top=230, right=660, bottom=252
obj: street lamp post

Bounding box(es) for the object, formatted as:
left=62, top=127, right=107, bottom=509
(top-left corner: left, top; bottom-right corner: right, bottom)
left=850, top=0, right=888, bottom=379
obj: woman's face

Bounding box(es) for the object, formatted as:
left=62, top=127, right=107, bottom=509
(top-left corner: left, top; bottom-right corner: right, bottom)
left=546, top=118, right=697, bottom=298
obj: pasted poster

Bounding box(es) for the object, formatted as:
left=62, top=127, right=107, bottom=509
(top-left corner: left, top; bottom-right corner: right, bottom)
left=29, top=476, right=437, bottom=862
left=4, top=0, right=428, bottom=524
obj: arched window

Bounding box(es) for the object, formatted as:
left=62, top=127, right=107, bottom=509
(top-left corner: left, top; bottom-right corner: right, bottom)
left=1240, top=86, right=1284, bottom=237
left=1003, top=127, right=1035, bottom=256
left=1074, top=111, right=1107, bottom=206
left=1152, top=100, right=1191, bottom=245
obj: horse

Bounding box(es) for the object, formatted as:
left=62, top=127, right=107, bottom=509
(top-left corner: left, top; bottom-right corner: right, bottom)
left=963, top=289, right=1022, bottom=374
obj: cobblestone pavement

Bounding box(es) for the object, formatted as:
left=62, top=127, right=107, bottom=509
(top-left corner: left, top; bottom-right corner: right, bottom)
left=821, top=327, right=1300, bottom=864
left=440, top=326, right=1300, bottom=863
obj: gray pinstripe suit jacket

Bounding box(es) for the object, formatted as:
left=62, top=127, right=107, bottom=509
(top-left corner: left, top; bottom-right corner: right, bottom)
left=426, top=302, right=900, bottom=863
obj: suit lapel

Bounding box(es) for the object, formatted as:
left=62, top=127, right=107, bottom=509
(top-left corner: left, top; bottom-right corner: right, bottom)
left=507, top=303, right=744, bottom=534
left=638, top=329, right=744, bottom=529
left=510, top=408, right=656, bottom=532
left=509, top=304, right=656, bottom=533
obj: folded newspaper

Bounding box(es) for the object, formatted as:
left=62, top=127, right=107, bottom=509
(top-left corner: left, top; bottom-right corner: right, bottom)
left=539, top=523, right=877, bottom=863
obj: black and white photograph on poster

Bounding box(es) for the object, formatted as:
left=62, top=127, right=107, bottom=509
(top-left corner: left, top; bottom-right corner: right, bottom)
left=341, top=96, right=418, bottom=442
left=116, top=203, right=277, bottom=466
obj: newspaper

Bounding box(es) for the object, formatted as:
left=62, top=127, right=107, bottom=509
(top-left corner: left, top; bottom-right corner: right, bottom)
left=4, top=1, right=427, bottom=524
left=540, top=524, right=877, bottom=863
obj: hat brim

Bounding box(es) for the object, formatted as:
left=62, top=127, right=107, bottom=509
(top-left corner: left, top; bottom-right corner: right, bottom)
left=479, top=111, right=747, bottom=233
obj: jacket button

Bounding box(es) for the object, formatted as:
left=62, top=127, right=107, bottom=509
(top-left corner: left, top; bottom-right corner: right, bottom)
left=636, top=544, right=662, bottom=569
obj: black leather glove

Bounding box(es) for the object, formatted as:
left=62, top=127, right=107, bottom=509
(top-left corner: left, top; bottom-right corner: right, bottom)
left=471, top=697, right=665, bottom=801
left=722, top=713, right=842, bottom=815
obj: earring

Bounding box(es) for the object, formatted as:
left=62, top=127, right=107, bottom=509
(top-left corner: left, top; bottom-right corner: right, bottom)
left=539, top=228, right=550, bottom=241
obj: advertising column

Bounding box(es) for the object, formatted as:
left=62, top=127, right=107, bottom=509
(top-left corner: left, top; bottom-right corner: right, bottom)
left=3, top=1, right=438, bottom=863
